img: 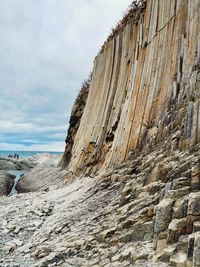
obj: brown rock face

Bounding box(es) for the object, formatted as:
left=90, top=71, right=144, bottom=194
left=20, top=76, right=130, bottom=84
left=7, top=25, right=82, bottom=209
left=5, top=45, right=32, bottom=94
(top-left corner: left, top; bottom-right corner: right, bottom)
left=0, top=171, right=14, bottom=196
left=60, top=85, right=89, bottom=169
left=62, top=0, right=200, bottom=177
left=2, top=2, right=200, bottom=267
left=56, top=1, right=200, bottom=265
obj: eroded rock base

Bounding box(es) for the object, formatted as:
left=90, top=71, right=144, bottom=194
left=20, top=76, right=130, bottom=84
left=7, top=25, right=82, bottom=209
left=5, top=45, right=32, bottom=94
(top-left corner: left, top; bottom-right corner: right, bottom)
left=1, top=146, right=200, bottom=266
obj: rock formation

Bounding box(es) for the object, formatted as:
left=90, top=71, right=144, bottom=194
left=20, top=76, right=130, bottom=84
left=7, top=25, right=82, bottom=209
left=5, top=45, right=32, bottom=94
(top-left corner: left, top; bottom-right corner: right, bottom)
left=0, top=156, right=37, bottom=196
left=0, top=156, right=37, bottom=171
left=63, top=0, right=200, bottom=177
left=1, top=0, right=200, bottom=266
left=0, top=171, right=14, bottom=196
left=17, top=154, right=67, bottom=193
left=60, top=78, right=90, bottom=169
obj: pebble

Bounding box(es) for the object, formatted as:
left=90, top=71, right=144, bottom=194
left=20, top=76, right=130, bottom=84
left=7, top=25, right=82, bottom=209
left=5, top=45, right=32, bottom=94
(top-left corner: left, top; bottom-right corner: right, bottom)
left=13, top=226, right=21, bottom=234
left=3, top=229, right=10, bottom=234
left=3, top=242, right=16, bottom=253
left=32, top=210, right=43, bottom=217
left=6, top=224, right=16, bottom=231
left=12, top=239, right=23, bottom=247
left=33, top=220, right=43, bottom=228
left=17, top=243, right=32, bottom=253
left=27, top=227, right=36, bottom=231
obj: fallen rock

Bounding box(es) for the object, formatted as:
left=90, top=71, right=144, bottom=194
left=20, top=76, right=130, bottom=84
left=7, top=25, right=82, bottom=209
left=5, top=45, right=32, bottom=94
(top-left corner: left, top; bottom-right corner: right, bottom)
left=154, top=199, right=174, bottom=234
left=12, top=239, right=23, bottom=247
left=187, top=193, right=200, bottom=216
left=167, top=218, right=187, bottom=244
left=3, top=241, right=16, bottom=253
left=170, top=252, right=187, bottom=266
left=193, top=233, right=200, bottom=266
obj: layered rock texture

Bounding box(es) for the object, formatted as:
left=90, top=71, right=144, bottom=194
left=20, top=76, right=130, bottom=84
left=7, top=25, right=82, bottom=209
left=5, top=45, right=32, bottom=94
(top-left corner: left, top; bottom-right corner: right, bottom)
left=2, top=149, right=200, bottom=267
left=0, top=157, right=37, bottom=171
left=61, top=0, right=200, bottom=265
left=60, top=86, right=89, bottom=169
left=1, top=0, right=200, bottom=267
left=0, top=156, right=37, bottom=196
left=17, top=154, right=67, bottom=193
left=63, top=0, right=200, bottom=176
left=0, top=171, right=14, bottom=196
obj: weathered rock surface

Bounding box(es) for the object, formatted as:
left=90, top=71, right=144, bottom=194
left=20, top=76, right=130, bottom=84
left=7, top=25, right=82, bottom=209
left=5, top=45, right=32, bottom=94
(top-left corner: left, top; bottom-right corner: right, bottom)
left=60, top=83, right=90, bottom=169
left=0, top=153, right=60, bottom=172
left=17, top=154, right=64, bottom=192
left=0, top=154, right=62, bottom=195
left=0, top=154, right=42, bottom=170
left=1, top=147, right=200, bottom=266
left=62, top=0, right=200, bottom=177
left=1, top=0, right=200, bottom=266
left=0, top=171, right=14, bottom=196
left=17, top=165, right=68, bottom=193
left=0, top=156, right=37, bottom=171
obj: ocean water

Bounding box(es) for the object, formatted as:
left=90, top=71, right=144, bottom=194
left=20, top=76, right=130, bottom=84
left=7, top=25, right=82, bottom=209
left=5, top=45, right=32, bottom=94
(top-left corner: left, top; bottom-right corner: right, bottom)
left=0, top=150, right=63, bottom=158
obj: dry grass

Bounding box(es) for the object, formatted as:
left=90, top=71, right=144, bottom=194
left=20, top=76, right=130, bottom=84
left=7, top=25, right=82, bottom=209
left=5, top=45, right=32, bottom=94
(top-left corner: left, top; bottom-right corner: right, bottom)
left=111, top=0, right=146, bottom=36
left=78, top=1, right=146, bottom=94
left=100, top=0, right=146, bottom=52
left=81, top=72, right=93, bottom=93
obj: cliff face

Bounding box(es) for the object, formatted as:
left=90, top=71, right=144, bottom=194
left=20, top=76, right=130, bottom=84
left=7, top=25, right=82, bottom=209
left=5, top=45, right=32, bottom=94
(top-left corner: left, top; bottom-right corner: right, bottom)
left=60, top=86, right=89, bottom=169
left=2, top=2, right=200, bottom=266
left=63, top=0, right=200, bottom=176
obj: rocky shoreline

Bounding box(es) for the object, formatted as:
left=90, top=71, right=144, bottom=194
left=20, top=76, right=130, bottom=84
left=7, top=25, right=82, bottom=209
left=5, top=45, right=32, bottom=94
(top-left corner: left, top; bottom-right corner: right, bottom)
left=17, top=154, right=67, bottom=193
left=1, top=147, right=200, bottom=266
left=0, top=0, right=200, bottom=266
left=0, top=156, right=37, bottom=171
left=0, top=156, right=36, bottom=197
left=0, top=154, right=62, bottom=197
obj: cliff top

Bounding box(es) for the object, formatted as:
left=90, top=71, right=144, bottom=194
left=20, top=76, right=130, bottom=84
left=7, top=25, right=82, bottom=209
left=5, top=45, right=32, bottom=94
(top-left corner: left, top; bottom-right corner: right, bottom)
left=100, top=0, right=146, bottom=53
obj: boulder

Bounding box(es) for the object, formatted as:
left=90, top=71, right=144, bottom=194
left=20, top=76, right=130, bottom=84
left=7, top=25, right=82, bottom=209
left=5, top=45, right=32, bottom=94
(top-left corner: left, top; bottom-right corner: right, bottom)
left=154, top=199, right=174, bottom=234
left=0, top=159, right=17, bottom=170
left=0, top=171, right=14, bottom=196
left=0, top=156, right=37, bottom=171
left=193, top=233, right=200, bottom=266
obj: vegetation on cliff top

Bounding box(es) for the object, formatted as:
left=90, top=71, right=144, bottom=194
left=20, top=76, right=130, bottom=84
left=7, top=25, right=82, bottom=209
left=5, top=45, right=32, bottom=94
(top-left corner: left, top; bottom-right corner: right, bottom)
left=109, top=0, right=146, bottom=38
left=100, top=0, right=146, bottom=53
left=80, top=72, right=93, bottom=94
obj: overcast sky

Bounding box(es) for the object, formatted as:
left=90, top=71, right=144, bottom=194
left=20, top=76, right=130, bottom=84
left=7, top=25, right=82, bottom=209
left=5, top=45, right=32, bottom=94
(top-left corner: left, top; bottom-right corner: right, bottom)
left=0, top=0, right=131, bottom=152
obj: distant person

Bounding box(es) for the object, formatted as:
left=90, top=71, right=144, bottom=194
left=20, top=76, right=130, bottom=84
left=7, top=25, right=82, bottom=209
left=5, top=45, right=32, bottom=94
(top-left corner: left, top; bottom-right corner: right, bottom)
left=14, top=153, right=19, bottom=159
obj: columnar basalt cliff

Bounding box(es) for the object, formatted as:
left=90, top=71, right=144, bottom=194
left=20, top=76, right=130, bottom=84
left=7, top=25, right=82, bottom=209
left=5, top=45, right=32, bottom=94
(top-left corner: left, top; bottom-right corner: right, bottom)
left=63, top=0, right=200, bottom=176
left=2, top=1, right=200, bottom=267
left=60, top=84, right=89, bottom=169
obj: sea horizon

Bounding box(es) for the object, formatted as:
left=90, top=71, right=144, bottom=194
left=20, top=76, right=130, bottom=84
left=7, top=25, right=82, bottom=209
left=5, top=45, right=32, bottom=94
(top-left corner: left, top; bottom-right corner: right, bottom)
left=0, top=150, right=63, bottom=158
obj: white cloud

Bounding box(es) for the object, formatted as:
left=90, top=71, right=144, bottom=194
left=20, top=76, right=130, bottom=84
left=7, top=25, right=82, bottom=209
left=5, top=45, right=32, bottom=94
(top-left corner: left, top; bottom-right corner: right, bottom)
left=0, top=120, right=66, bottom=133
left=0, top=0, right=131, bottom=151
left=0, top=142, right=65, bottom=152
